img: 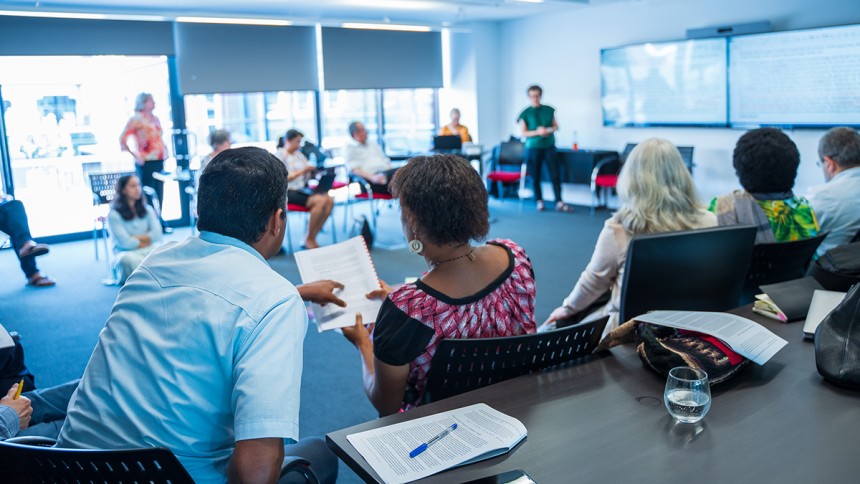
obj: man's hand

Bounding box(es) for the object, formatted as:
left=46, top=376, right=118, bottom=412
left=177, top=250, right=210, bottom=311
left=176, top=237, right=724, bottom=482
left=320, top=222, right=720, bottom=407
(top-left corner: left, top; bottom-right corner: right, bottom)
left=297, top=280, right=346, bottom=307
left=1, top=384, right=32, bottom=430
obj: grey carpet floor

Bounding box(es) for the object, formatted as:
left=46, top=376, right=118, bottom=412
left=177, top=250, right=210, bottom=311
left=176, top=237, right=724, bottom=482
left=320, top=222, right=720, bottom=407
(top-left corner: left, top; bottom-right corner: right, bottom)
left=0, top=198, right=610, bottom=482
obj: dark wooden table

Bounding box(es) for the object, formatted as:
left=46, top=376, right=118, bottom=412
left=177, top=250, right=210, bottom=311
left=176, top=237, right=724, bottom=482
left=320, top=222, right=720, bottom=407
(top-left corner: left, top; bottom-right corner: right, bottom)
left=327, top=306, right=860, bottom=483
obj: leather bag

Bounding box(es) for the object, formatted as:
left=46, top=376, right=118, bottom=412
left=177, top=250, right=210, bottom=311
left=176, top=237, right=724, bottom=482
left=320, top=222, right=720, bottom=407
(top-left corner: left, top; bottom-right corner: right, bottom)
left=814, top=283, right=860, bottom=389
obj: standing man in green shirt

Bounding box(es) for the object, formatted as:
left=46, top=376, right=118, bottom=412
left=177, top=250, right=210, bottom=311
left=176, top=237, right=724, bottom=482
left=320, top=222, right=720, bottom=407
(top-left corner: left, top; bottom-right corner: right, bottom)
left=518, top=85, right=572, bottom=212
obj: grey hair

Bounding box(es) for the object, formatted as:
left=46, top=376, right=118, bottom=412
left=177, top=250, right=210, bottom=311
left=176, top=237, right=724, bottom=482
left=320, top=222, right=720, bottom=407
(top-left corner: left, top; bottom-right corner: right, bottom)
left=348, top=121, right=363, bottom=138
left=614, top=138, right=704, bottom=235
left=818, top=127, right=860, bottom=168
left=134, top=92, right=153, bottom=112
left=450, top=108, right=461, bottom=117
left=208, top=129, right=231, bottom=149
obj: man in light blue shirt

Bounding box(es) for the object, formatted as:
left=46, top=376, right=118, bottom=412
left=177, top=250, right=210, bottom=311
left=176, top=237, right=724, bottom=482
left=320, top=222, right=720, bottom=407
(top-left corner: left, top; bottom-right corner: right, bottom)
left=57, top=147, right=338, bottom=483
left=807, top=127, right=860, bottom=256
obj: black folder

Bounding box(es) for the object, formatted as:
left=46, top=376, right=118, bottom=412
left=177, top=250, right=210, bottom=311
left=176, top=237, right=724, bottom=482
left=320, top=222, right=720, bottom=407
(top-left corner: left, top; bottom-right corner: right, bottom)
left=759, top=276, right=825, bottom=322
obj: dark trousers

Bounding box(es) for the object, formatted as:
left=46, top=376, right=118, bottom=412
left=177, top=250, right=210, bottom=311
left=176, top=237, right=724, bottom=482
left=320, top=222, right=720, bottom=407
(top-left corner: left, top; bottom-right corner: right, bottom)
left=0, top=200, right=39, bottom=278
left=363, top=168, right=399, bottom=196
left=525, top=146, right=562, bottom=202
left=280, top=437, right=339, bottom=484
left=136, top=160, right=164, bottom=207
left=136, top=160, right=165, bottom=227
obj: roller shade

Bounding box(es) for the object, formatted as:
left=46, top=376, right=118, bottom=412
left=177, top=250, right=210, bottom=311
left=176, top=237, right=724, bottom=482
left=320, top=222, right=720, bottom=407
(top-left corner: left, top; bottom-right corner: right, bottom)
left=321, top=27, right=442, bottom=90
left=0, top=16, right=174, bottom=56
left=174, top=23, right=318, bottom=95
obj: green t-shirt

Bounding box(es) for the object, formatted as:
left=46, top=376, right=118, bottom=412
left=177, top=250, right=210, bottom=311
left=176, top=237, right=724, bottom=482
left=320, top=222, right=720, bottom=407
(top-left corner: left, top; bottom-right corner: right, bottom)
left=517, top=105, right=556, bottom=149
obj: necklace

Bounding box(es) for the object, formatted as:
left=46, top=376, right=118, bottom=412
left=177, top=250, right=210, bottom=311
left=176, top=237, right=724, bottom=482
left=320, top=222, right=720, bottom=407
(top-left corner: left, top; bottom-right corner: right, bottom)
left=429, top=248, right=476, bottom=269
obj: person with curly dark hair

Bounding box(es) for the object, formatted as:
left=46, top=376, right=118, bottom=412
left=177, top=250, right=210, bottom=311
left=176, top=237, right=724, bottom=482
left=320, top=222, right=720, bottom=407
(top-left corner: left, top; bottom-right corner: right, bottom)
left=342, top=154, right=536, bottom=416
left=710, top=128, right=819, bottom=243
left=107, top=174, right=162, bottom=284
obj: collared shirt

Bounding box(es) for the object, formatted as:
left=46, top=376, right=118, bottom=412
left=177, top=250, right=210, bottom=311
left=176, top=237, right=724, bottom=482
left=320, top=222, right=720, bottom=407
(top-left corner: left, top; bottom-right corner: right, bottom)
left=57, top=231, right=307, bottom=484
left=807, top=166, right=860, bottom=256
left=344, top=140, right=391, bottom=175
left=0, top=405, right=18, bottom=440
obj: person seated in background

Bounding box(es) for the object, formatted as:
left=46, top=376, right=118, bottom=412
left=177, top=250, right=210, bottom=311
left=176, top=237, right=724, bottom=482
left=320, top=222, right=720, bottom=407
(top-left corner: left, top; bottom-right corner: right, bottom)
left=0, top=195, right=55, bottom=287
left=279, top=129, right=335, bottom=249
left=58, top=147, right=338, bottom=484
left=710, top=127, right=819, bottom=244
left=344, top=121, right=398, bottom=195
left=0, top=379, right=79, bottom=440
left=541, top=138, right=717, bottom=335
left=107, top=175, right=163, bottom=285
left=342, top=154, right=536, bottom=416
left=806, top=127, right=860, bottom=256
left=201, top=129, right=231, bottom=173
left=439, top=108, right=472, bottom=143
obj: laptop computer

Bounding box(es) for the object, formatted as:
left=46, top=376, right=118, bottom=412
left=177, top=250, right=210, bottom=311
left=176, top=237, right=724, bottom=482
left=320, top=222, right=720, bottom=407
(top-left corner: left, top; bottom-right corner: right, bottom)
left=311, top=169, right=337, bottom=194
left=433, top=135, right=462, bottom=152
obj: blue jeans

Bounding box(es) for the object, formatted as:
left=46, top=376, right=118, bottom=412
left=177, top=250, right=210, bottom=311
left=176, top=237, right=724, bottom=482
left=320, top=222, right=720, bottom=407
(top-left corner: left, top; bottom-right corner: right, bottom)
left=0, top=200, right=40, bottom=279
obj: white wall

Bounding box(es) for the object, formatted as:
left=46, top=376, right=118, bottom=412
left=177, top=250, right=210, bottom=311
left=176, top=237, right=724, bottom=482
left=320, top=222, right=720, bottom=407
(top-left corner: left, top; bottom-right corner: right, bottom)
left=493, top=0, right=860, bottom=200
left=438, top=30, right=479, bottom=142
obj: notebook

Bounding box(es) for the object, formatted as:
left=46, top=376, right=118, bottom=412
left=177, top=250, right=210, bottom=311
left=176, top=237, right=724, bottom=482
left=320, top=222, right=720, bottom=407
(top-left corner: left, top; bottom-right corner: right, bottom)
left=755, top=276, right=824, bottom=322
left=803, top=290, right=847, bottom=339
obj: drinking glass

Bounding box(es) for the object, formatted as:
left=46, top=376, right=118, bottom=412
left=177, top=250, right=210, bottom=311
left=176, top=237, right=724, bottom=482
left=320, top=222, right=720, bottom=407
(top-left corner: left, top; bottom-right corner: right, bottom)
left=664, top=366, right=711, bottom=423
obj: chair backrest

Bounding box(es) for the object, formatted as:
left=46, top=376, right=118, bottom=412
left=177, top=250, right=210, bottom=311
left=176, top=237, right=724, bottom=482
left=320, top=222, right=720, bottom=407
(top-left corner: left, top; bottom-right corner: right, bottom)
left=497, top=140, right=525, bottom=167
left=0, top=441, right=194, bottom=484
left=620, top=225, right=757, bottom=323
left=88, top=171, right=135, bottom=206
left=620, top=143, right=637, bottom=162
left=424, top=317, right=608, bottom=404
left=676, top=146, right=694, bottom=172
left=742, top=233, right=827, bottom=298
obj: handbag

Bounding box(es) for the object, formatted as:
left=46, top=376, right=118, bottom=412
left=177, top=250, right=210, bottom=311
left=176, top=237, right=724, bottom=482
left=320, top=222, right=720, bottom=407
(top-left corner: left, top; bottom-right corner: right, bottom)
left=814, top=283, right=860, bottom=389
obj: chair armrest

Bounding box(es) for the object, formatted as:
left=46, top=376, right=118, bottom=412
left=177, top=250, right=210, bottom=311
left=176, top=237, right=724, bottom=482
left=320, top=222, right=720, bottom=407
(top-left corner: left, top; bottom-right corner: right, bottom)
left=4, top=436, right=57, bottom=447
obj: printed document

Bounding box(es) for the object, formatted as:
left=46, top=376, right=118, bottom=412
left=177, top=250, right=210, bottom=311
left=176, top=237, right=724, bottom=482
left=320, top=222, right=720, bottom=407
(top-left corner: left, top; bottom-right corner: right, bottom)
left=0, top=323, right=13, bottom=349
left=347, top=403, right=527, bottom=484
left=635, top=311, right=788, bottom=365
left=294, top=236, right=382, bottom=331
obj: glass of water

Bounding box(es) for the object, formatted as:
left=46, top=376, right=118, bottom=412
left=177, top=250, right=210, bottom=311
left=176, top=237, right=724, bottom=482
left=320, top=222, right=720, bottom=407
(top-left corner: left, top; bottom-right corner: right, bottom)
left=664, top=367, right=711, bottom=423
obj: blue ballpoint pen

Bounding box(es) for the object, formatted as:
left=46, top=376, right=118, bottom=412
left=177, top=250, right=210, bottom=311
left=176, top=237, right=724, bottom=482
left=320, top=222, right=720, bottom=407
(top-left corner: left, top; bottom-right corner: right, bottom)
left=409, top=423, right=458, bottom=458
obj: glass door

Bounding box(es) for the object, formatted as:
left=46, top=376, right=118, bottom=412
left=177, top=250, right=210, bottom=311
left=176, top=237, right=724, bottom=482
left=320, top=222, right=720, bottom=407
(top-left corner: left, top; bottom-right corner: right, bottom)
left=0, top=55, right=177, bottom=237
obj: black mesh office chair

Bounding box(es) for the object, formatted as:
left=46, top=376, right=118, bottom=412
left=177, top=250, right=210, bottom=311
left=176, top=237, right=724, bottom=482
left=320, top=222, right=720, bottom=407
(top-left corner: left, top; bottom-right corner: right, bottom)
left=423, top=317, right=608, bottom=404
left=619, top=225, right=757, bottom=323
left=740, top=233, right=827, bottom=304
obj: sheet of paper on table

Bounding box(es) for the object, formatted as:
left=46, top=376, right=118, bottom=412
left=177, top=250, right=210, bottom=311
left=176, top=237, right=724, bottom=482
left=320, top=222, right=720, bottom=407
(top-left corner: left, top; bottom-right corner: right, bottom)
left=635, top=310, right=788, bottom=365
left=294, top=236, right=382, bottom=332
left=347, top=403, right=527, bottom=484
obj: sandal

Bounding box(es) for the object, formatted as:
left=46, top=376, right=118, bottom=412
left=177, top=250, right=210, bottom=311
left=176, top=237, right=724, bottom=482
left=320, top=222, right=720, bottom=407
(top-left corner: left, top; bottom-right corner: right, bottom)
left=27, top=274, right=56, bottom=287
left=556, top=202, right=574, bottom=213
left=18, top=243, right=50, bottom=258
left=536, top=201, right=545, bottom=212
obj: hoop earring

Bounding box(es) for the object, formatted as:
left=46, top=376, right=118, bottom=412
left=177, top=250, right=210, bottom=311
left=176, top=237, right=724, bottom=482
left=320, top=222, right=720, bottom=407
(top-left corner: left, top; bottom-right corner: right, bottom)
left=408, top=239, right=424, bottom=255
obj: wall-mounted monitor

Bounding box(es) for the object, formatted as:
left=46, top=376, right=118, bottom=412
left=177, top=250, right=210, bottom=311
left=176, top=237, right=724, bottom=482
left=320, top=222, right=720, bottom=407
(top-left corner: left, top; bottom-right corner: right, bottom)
left=601, top=38, right=728, bottom=127
left=729, top=24, right=860, bottom=128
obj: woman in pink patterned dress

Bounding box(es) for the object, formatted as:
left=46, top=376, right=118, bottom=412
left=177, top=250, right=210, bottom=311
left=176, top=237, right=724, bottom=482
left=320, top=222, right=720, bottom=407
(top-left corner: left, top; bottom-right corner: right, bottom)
left=343, top=154, right=536, bottom=416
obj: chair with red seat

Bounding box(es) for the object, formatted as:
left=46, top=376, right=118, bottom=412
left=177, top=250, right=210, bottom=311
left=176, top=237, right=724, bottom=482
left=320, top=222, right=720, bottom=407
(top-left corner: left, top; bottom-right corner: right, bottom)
left=284, top=202, right=337, bottom=254
left=345, top=176, right=395, bottom=234
left=486, top=140, right=528, bottom=209
left=590, top=143, right=635, bottom=215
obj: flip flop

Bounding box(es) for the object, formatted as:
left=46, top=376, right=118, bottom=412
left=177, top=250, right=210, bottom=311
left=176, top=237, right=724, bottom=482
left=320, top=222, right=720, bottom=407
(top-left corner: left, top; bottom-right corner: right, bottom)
left=556, top=203, right=574, bottom=213
left=18, top=243, right=50, bottom=258
left=27, top=274, right=56, bottom=287
left=536, top=201, right=545, bottom=212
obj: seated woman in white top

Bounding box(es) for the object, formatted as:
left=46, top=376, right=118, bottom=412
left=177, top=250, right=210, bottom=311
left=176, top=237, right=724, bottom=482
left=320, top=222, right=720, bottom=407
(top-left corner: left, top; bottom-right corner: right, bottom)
left=279, top=129, right=335, bottom=249
left=107, top=175, right=163, bottom=284
left=540, top=138, right=717, bottom=335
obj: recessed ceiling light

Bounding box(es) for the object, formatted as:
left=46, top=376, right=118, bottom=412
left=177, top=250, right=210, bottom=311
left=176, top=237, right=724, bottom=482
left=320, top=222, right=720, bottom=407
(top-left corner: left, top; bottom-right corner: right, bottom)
left=176, top=16, right=292, bottom=26
left=341, top=22, right=432, bottom=32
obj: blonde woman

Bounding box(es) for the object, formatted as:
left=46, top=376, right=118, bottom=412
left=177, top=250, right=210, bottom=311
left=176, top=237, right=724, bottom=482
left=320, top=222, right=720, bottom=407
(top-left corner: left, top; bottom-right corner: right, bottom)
left=540, top=138, right=717, bottom=335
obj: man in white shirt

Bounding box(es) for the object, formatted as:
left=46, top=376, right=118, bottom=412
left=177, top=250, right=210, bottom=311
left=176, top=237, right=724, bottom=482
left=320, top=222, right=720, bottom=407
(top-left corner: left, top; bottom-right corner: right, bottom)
left=57, top=147, right=338, bottom=484
left=344, top=121, right=398, bottom=195
left=806, top=127, right=860, bottom=256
